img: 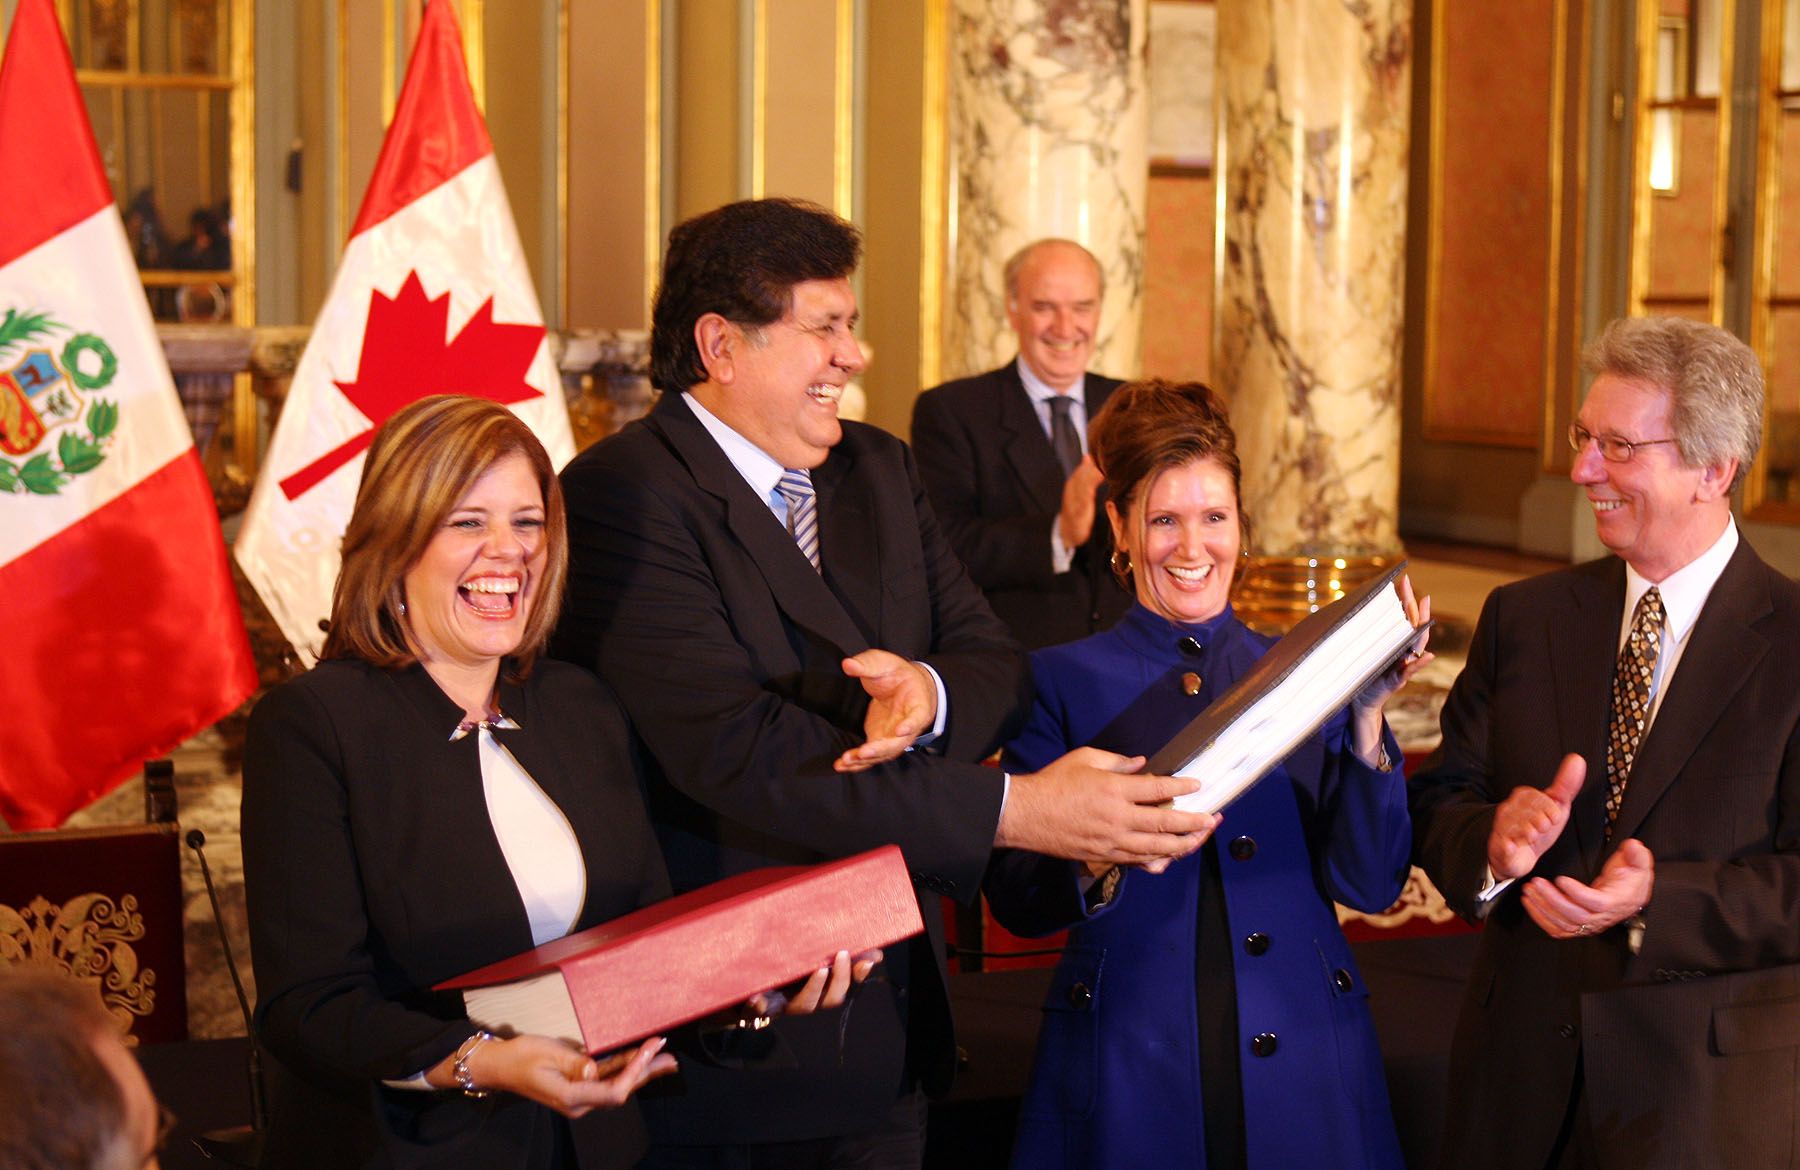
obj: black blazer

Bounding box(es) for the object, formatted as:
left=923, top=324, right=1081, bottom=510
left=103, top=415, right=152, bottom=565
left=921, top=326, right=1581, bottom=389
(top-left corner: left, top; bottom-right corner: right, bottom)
left=242, top=659, right=669, bottom=1170
left=911, top=362, right=1132, bottom=650
left=553, top=390, right=1027, bottom=1144
left=1408, top=541, right=1800, bottom=1170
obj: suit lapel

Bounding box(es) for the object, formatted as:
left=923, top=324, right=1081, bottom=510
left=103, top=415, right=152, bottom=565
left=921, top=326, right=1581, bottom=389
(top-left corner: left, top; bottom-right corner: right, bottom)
left=995, top=364, right=1065, bottom=514
left=812, top=447, right=883, bottom=646
left=1082, top=374, right=1119, bottom=421
left=646, top=394, right=871, bottom=655
left=1550, top=560, right=1627, bottom=870
left=1609, top=543, right=1772, bottom=845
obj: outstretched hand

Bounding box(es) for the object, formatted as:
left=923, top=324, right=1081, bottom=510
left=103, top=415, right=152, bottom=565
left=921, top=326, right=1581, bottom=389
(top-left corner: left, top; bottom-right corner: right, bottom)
left=444, top=1033, right=678, bottom=1118
left=996, top=747, right=1220, bottom=866
left=1522, top=838, right=1654, bottom=939
left=1488, top=753, right=1585, bottom=881
left=750, top=948, right=884, bottom=1017
left=1353, top=574, right=1435, bottom=716
left=836, top=650, right=938, bottom=772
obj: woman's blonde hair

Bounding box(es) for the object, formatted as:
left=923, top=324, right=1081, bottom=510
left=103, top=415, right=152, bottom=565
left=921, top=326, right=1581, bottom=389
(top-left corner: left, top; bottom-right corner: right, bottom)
left=320, top=395, right=568, bottom=675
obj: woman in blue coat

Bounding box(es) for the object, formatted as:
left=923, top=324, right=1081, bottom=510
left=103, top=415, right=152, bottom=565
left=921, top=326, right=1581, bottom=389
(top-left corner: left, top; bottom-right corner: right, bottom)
left=986, top=380, right=1431, bottom=1170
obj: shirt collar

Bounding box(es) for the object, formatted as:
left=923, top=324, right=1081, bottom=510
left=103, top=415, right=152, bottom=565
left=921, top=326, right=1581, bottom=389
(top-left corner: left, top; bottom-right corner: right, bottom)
left=684, top=390, right=788, bottom=506
left=1015, top=356, right=1085, bottom=408
left=1624, top=521, right=1737, bottom=644
left=449, top=711, right=521, bottom=743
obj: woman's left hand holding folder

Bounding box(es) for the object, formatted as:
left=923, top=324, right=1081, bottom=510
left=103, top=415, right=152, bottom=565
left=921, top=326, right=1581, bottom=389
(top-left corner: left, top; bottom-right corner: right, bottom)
left=1349, top=574, right=1435, bottom=767
left=427, top=1033, right=679, bottom=1118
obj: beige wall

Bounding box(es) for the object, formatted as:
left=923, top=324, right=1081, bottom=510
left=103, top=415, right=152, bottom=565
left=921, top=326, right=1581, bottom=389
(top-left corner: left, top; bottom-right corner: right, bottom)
left=566, top=0, right=656, bottom=327
left=861, top=2, right=936, bottom=437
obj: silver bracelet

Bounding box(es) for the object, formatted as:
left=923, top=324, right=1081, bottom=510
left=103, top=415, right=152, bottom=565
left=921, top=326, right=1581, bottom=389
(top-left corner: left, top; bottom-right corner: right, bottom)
left=452, top=1030, right=496, bottom=1098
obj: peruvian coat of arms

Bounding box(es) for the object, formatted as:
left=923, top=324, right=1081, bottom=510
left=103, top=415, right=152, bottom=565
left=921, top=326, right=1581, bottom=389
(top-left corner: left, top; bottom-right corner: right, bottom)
left=0, top=308, right=119, bottom=495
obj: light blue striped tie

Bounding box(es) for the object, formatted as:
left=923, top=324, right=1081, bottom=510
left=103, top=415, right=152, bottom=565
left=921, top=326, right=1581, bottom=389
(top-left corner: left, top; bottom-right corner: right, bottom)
left=776, top=469, right=821, bottom=571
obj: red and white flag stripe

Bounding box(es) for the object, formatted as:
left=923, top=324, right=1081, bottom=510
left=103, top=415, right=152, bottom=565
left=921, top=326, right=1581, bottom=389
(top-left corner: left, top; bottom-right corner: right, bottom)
left=234, top=0, right=574, bottom=663
left=0, top=0, right=255, bottom=829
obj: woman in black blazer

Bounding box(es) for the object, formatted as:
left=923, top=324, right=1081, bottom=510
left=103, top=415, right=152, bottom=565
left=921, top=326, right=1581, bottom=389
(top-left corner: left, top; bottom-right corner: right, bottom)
left=243, top=397, right=856, bottom=1170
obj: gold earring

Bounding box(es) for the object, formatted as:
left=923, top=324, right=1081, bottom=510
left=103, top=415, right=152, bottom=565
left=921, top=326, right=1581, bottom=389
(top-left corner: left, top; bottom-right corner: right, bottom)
left=1110, top=549, right=1132, bottom=576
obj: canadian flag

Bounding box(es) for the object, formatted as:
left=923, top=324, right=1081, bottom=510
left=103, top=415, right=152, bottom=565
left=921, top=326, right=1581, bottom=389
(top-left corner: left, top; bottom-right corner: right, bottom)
left=0, top=0, right=257, bottom=829
left=235, top=0, right=574, bottom=663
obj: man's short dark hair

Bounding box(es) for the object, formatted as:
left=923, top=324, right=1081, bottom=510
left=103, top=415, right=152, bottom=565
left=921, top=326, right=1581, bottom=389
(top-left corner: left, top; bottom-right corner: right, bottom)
left=0, top=970, right=130, bottom=1170
left=650, top=198, right=862, bottom=393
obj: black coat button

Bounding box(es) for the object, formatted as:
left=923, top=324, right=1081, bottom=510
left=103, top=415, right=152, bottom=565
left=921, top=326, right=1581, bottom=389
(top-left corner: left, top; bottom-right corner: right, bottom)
left=1250, top=1032, right=1278, bottom=1057
left=1178, top=636, right=1203, bottom=657
left=1244, top=932, right=1270, bottom=956
left=1333, top=969, right=1354, bottom=993
left=1558, top=1024, right=1576, bottom=1039
left=1228, top=836, right=1257, bottom=861
left=1067, top=982, right=1093, bottom=1009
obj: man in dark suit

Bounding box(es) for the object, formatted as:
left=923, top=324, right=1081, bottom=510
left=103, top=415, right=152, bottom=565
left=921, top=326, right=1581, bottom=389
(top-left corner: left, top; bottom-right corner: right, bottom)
left=554, top=198, right=1213, bottom=1169
left=1409, top=316, right=1800, bottom=1170
left=911, top=238, right=1132, bottom=650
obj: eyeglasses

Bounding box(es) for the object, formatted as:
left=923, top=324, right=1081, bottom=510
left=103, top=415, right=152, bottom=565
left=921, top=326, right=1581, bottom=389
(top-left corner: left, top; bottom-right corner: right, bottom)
left=1567, top=424, right=1679, bottom=463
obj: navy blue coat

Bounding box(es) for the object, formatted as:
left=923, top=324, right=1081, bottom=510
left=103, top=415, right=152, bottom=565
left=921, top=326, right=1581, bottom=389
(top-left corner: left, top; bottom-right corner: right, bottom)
left=986, top=604, right=1410, bottom=1170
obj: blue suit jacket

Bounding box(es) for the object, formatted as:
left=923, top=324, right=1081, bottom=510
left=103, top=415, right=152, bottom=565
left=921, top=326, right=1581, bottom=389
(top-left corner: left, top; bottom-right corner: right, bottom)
left=987, top=604, right=1410, bottom=1170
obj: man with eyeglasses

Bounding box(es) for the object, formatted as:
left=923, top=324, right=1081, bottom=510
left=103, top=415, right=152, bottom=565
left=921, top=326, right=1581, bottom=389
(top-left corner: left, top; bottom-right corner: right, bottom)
left=0, top=968, right=174, bottom=1169
left=1407, top=315, right=1800, bottom=1170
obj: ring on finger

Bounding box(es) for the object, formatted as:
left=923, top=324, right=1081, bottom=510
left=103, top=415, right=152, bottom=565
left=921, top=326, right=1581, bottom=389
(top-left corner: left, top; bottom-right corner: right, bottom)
left=1575, top=922, right=1590, bottom=935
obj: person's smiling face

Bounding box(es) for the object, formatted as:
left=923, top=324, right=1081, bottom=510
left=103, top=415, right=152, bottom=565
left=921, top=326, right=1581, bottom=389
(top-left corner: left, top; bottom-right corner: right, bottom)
left=1570, top=372, right=1731, bottom=581
left=1006, top=242, right=1102, bottom=392
left=402, top=450, right=546, bottom=671
left=706, top=277, right=865, bottom=470
left=1111, top=456, right=1240, bottom=624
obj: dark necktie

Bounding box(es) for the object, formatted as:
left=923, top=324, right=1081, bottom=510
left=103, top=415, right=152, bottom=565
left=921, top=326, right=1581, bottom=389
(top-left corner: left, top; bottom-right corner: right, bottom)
left=1604, top=586, right=1664, bottom=838
left=1047, top=394, right=1081, bottom=478
left=776, top=469, right=820, bottom=572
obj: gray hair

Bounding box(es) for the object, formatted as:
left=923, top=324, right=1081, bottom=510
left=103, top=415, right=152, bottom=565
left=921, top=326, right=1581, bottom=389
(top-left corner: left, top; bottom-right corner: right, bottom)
left=1582, top=316, right=1764, bottom=492
left=1002, top=238, right=1105, bottom=304
left=0, top=970, right=130, bottom=1170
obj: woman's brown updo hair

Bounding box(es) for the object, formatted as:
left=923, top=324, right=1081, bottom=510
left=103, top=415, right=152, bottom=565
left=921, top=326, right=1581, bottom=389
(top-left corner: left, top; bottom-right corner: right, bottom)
left=1087, top=379, right=1247, bottom=585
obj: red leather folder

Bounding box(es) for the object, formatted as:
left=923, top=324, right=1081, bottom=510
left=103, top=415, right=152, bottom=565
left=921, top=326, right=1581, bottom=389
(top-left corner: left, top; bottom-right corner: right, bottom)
left=435, top=844, right=924, bottom=1054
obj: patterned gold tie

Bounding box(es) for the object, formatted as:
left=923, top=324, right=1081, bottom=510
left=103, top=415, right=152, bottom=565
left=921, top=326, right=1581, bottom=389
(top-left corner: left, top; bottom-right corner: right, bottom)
left=1604, top=586, right=1664, bottom=838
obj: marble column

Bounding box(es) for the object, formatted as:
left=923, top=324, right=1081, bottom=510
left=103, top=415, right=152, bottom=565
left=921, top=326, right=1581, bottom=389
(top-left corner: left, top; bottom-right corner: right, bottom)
left=945, top=0, right=1149, bottom=379
left=1216, top=0, right=1411, bottom=616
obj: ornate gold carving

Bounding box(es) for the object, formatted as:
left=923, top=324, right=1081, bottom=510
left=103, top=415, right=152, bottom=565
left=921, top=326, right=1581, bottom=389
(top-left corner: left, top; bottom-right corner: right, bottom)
left=0, top=893, right=157, bottom=1043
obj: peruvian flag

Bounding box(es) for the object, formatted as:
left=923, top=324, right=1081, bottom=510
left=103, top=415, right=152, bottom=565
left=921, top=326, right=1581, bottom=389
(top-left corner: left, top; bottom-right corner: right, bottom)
left=0, top=0, right=256, bottom=829
left=235, top=0, right=574, bottom=663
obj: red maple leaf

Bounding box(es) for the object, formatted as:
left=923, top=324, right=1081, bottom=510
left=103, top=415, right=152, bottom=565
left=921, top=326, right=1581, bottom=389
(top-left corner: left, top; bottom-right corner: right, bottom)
left=279, top=271, right=545, bottom=500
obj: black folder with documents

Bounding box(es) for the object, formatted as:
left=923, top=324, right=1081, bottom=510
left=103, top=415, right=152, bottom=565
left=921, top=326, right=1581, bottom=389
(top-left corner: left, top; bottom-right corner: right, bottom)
left=1145, top=561, right=1428, bottom=814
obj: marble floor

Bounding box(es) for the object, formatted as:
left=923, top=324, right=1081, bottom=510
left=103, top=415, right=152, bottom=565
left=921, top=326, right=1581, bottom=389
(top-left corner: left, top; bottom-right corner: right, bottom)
left=27, top=540, right=1559, bottom=1041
